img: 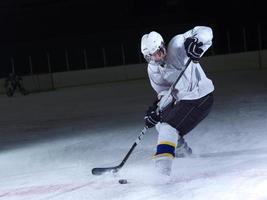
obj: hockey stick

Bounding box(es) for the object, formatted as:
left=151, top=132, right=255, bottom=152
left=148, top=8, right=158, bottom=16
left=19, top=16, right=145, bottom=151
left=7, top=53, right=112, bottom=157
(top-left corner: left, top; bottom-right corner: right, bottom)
left=91, top=59, right=192, bottom=176
left=158, top=58, right=192, bottom=110
left=91, top=126, right=148, bottom=175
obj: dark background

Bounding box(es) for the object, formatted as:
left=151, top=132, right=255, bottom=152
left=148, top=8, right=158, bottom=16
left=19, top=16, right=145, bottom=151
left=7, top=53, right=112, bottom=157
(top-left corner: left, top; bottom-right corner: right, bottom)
left=0, top=0, right=266, bottom=77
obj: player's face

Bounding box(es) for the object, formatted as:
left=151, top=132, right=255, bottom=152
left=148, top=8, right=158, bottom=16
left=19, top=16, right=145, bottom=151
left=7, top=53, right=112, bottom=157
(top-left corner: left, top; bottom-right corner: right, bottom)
left=151, top=47, right=166, bottom=63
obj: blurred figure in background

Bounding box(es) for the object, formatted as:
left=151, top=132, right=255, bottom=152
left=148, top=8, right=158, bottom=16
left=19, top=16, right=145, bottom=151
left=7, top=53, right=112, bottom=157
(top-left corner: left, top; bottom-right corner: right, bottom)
left=4, top=73, right=28, bottom=97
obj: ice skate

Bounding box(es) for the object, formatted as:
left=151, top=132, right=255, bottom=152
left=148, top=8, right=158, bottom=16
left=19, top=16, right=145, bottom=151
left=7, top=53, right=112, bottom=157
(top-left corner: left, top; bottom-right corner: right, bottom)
left=155, top=157, right=172, bottom=176
left=175, top=137, right=193, bottom=158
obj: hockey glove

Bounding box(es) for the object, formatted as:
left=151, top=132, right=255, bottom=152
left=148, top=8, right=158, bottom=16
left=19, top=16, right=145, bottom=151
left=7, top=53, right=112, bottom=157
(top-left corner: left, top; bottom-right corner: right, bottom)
left=144, top=99, right=161, bottom=128
left=184, top=37, right=203, bottom=63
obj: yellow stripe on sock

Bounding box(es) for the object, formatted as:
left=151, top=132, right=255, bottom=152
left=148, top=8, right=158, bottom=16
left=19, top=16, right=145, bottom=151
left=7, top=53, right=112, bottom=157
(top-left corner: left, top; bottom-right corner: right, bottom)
left=153, top=153, right=174, bottom=159
left=158, top=141, right=176, bottom=148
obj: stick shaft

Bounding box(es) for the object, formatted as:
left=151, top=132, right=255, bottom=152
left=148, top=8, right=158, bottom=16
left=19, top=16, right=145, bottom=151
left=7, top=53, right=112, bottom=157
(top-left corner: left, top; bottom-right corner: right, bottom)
left=91, top=127, right=148, bottom=175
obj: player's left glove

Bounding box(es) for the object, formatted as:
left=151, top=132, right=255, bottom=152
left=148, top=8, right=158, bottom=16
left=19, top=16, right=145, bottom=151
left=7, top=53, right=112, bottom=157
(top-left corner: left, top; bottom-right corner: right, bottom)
left=184, top=37, right=203, bottom=63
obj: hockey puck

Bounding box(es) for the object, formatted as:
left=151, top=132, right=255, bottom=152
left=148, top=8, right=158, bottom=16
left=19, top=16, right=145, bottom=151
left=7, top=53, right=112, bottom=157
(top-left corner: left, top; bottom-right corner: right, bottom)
left=118, top=179, right=128, bottom=184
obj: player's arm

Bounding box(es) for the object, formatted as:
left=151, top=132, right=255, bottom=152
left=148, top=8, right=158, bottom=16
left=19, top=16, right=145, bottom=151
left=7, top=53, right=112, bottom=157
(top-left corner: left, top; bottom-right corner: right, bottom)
left=183, top=26, right=213, bottom=62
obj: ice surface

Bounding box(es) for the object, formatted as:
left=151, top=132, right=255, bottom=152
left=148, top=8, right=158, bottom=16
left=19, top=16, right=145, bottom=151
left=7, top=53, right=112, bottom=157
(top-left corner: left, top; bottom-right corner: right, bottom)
left=0, top=69, right=267, bottom=200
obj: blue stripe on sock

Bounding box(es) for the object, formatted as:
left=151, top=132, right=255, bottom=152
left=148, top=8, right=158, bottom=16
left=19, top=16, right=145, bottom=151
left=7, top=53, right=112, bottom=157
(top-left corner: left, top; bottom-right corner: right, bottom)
left=155, top=144, right=175, bottom=157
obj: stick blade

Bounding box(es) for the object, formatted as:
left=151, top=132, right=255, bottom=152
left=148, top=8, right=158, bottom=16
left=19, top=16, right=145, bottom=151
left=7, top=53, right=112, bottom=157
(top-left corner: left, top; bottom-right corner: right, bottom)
left=91, top=167, right=120, bottom=175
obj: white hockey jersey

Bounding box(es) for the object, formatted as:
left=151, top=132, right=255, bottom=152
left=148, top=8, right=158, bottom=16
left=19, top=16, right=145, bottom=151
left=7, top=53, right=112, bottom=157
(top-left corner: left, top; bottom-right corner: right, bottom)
left=147, top=26, right=215, bottom=101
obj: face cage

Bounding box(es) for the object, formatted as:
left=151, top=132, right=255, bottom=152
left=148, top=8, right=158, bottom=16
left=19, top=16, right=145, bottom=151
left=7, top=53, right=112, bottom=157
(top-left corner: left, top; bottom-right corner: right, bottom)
left=144, top=44, right=166, bottom=64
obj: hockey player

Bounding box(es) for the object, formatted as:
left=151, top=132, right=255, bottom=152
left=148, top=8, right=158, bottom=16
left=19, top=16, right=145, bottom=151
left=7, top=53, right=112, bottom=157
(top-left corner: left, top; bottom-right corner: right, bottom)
left=4, top=73, right=28, bottom=97
left=141, top=26, right=214, bottom=176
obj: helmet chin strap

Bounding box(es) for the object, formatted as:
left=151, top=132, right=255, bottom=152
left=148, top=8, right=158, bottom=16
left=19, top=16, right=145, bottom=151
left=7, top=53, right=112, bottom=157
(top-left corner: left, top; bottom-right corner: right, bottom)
left=157, top=59, right=166, bottom=67
left=150, top=58, right=166, bottom=66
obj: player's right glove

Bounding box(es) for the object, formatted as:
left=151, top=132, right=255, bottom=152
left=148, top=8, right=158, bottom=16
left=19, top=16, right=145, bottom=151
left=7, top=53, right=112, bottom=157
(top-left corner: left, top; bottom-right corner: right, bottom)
left=184, top=37, right=203, bottom=63
left=144, top=99, right=161, bottom=128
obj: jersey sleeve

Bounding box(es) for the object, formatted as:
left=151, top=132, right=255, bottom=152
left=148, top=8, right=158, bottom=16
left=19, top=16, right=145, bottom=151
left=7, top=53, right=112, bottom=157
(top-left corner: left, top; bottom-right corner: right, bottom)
left=147, top=64, right=171, bottom=95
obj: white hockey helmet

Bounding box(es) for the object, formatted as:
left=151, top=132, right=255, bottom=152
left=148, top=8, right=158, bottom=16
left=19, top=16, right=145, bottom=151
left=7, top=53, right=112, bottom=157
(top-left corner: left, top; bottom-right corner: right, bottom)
left=141, top=31, right=166, bottom=64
